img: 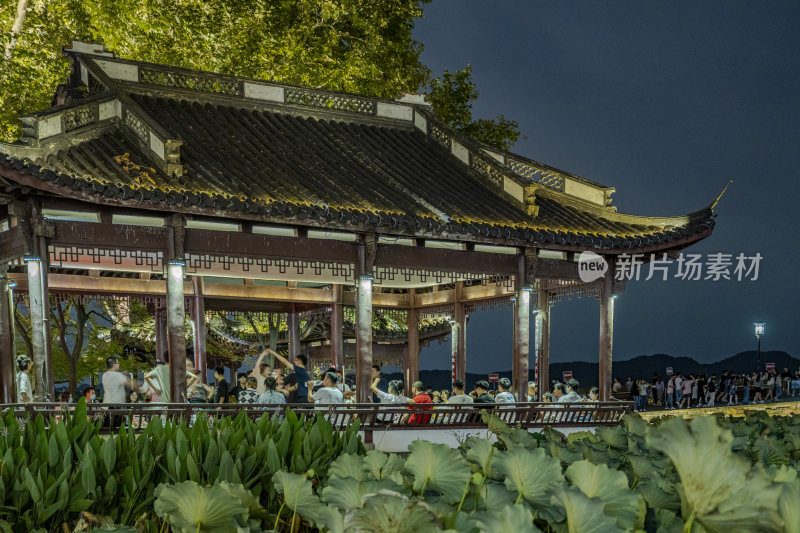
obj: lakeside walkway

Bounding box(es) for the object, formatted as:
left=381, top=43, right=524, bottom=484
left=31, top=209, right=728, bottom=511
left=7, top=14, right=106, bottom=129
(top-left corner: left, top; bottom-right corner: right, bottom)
left=638, top=400, right=800, bottom=421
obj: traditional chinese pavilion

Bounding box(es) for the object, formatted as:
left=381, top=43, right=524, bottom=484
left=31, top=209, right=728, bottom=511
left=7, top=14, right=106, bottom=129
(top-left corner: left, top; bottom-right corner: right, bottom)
left=0, top=41, right=715, bottom=404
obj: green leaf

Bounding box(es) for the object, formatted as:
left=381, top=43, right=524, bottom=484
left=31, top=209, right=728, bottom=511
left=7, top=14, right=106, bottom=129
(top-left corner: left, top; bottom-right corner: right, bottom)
left=779, top=479, right=800, bottom=533
left=646, top=416, right=783, bottom=532
left=273, top=471, right=343, bottom=533
left=466, top=505, right=541, bottom=532
left=344, top=491, right=443, bottom=533
left=565, top=460, right=645, bottom=530
left=552, top=486, right=625, bottom=533
left=405, top=440, right=472, bottom=504
left=463, top=437, right=497, bottom=478
left=363, top=450, right=405, bottom=483
left=101, top=435, right=117, bottom=476
left=153, top=481, right=248, bottom=532
left=493, top=447, right=563, bottom=512
left=329, top=453, right=367, bottom=481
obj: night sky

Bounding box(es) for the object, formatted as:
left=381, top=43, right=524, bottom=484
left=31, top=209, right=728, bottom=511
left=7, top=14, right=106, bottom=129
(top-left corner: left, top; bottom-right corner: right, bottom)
left=409, top=1, right=800, bottom=374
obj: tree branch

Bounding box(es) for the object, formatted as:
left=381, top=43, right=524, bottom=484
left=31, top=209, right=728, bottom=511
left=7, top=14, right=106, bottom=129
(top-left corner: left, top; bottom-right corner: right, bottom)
left=4, top=0, right=29, bottom=62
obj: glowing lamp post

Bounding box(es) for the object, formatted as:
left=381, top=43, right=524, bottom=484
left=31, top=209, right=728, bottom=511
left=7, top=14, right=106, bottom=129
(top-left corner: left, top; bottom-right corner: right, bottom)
left=754, top=322, right=765, bottom=371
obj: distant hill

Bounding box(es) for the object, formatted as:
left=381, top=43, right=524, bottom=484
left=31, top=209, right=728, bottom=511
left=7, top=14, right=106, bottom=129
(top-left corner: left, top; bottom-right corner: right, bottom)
left=382, top=350, right=798, bottom=391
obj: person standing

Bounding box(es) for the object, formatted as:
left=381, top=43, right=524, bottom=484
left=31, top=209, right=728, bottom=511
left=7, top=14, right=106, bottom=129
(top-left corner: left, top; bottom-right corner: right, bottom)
left=144, top=357, right=199, bottom=403
left=102, top=356, right=139, bottom=427
left=473, top=381, right=495, bottom=404
left=237, top=377, right=260, bottom=404
left=230, top=373, right=247, bottom=401
left=448, top=380, right=474, bottom=404
left=403, top=381, right=433, bottom=423
left=211, top=367, right=231, bottom=403
left=371, top=378, right=407, bottom=422
left=269, top=349, right=310, bottom=403
left=101, top=357, right=138, bottom=404
left=665, top=375, right=675, bottom=410
left=495, top=378, right=515, bottom=403
left=308, top=372, right=343, bottom=405
left=15, top=355, right=33, bottom=403
left=251, top=349, right=273, bottom=394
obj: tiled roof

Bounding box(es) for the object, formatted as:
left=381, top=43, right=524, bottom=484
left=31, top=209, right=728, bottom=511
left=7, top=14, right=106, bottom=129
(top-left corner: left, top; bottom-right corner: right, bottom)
left=0, top=46, right=716, bottom=252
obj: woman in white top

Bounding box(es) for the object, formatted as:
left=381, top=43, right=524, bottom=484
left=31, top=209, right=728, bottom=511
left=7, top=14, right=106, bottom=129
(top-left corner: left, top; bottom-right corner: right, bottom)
left=16, top=355, right=32, bottom=403
left=371, top=378, right=408, bottom=422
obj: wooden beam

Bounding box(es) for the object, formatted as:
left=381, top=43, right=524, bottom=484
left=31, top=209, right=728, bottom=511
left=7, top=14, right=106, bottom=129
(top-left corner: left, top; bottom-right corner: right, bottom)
left=0, top=276, right=15, bottom=403
left=0, top=225, right=31, bottom=263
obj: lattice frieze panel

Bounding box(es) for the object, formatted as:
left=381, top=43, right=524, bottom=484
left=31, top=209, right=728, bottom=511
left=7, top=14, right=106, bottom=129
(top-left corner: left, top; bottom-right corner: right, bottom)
left=506, top=157, right=566, bottom=191
left=50, top=245, right=164, bottom=270
left=140, top=67, right=244, bottom=96
left=464, top=297, right=513, bottom=315
left=185, top=255, right=355, bottom=281
left=430, top=124, right=451, bottom=149
left=374, top=267, right=500, bottom=286
left=548, top=281, right=602, bottom=305
left=418, top=304, right=455, bottom=320
left=285, top=88, right=375, bottom=115
left=63, top=106, right=97, bottom=132
left=471, top=153, right=504, bottom=187
left=123, top=108, right=148, bottom=142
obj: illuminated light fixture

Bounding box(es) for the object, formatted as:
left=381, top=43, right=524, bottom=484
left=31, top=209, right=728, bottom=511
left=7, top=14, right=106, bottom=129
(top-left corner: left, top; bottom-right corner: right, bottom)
left=613, top=295, right=618, bottom=299
left=358, top=274, right=374, bottom=281
left=532, top=309, right=541, bottom=315
left=754, top=322, right=765, bottom=337
left=23, top=257, right=41, bottom=263
left=8, top=282, right=16, bottom=289
left=522, top=287, right=533, bottom=292
left=168, top=260, right=186, bottom=267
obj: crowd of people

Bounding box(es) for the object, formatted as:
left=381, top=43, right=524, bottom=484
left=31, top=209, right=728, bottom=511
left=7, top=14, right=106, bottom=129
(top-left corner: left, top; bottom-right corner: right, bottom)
left=16, top=350, right=800, bottom=421
left=613, top=369, right=800, bottom=412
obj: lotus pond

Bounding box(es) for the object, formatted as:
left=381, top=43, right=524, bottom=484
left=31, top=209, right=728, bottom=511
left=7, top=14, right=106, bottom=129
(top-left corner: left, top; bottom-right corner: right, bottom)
left=1, top=401, right=799, bottom=532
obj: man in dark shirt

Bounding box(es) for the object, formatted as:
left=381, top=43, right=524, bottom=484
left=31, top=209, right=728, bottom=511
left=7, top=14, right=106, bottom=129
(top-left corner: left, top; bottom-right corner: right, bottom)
left=212, top=367, right=230, bottom=403
left=229, top=373, right=247, bottom=402
left=473, top=380, right=495, bottom=404
left=269, top=349, right=310, bottom=403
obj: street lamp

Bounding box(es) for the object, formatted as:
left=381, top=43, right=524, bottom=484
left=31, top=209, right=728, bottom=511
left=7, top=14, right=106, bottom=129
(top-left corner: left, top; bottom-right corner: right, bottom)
left=754, top=322, right=765, bottom=371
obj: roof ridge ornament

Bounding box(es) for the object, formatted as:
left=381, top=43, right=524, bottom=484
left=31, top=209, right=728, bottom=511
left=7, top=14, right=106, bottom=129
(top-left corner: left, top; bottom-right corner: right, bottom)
left=710, top=180, right=733, bottom=212
left=63, top=40, right=114, bottom=58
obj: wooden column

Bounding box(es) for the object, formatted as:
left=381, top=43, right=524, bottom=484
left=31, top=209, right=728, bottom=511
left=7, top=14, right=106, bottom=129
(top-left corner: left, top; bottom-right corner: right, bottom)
left=537, top=289, right=551, bottom=400
left=25, top=257, right=49, bottom=401
left=191, top=276, right=207, bottom=383
left=331, top=284, right=344, bottom=370
left=166, top=260, right=187, bottom=402
left=514, top=288, right=532, bottom=402
left=599, top=263, right=615, bottom=401
left=38, top=237, right=54, bottom=400
left=0, top=274, right=15, bottom=403
left=453, top=281, right=466, bottom=384
left=288, top=304, right=300, bottom=358
left=405, top=291, right=419, bottom=394
left=154, top=305, right=166, bottom=363
left=355, top=275, right=373, bottom=402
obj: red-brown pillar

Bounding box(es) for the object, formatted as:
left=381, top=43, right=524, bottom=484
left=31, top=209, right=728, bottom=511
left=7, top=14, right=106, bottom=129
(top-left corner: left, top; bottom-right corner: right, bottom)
left=331, top=284, right=344, bottom=370
left=514, top=287, right=532, bottom=402
left=0, top=274, right=16, bottom=403
left=355, top=275, right=373, bottom=402
left=288, top=303, right=300, bottom=359
left=537, top=289, right=551, bottom=400
left=191, top=276, right=207, bottom=383
left=405, top=292, right=419, bottom=394
left=599, top=260, right=615, bottom=401
left=166, top=260, right=187, bottom=403
left=453, top=282, right=466, bottom=385
left=154, top=305, right=166, bottom=363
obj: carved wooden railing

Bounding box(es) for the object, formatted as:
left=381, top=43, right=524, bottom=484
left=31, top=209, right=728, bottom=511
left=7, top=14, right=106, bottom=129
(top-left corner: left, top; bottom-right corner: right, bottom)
left=1, top=402, right=632, bottom=438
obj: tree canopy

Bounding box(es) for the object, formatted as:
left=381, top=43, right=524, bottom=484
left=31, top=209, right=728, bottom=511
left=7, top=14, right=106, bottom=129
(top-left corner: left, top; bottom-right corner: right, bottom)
left=0, top=0, right=519, bottom=149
